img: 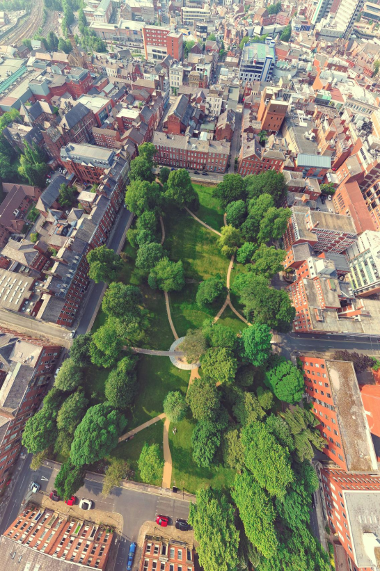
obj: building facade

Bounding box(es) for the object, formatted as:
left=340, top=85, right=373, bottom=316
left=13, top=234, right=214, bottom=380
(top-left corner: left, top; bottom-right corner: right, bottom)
left=139, top=534, right=195, bottom=571
left=239, top=43, right=275, bottom=84
left=347, top=230, right=380, bottom=297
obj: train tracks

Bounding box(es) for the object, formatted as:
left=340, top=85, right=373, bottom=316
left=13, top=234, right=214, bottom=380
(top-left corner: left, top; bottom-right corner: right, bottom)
left=0, top=0, right=44, bottom=46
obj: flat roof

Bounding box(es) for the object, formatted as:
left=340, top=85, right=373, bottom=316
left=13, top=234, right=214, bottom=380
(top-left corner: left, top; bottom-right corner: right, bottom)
left=78, top=94, right=110, bottom=111
left=344, top=491, right=380, bottom=568
left=117, top=108, right=140, bottom=119
left=0, top=269, right=34, bottom=311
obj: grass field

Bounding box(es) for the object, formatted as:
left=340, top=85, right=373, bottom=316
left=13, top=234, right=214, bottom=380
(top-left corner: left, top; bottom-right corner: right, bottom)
left=193, top=183, right=224, bottom=231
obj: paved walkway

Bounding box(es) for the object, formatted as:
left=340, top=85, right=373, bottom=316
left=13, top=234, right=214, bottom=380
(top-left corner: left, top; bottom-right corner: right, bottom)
left=118, top=414, right=166, bottom=442
left=162, top=418, right=172, bottom=489
left=130, top=347, right=185, bottom=357
left=160, top=215, right=165, bottom=245
left=185, top=207, right=222, bottom=236
left=164, top=291, right=179, bottom=340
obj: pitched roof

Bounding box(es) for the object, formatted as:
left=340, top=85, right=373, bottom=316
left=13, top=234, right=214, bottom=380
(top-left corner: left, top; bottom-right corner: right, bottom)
left=36, top=175, right=67, bottom=212
left=60, top=102, right=91, bottom=130
left=1, top=239, right=39, bottom=267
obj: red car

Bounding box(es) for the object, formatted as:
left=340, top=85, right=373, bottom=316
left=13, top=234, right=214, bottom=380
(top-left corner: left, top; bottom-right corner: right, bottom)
left=65, top=496, right=77, bottom=506
left=156, top=515, right=170, bottom=527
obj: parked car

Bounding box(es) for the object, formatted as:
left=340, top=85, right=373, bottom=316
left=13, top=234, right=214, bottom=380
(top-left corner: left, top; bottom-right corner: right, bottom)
left=69, top=330, right=76, bottom=338
left=127, top=542, right=137, bottom=571
left=194, top=170, right=200, bottom=174
left=328, top=195, right=332, bottom=201
left=31, top=482, right=40, bottom=493
left=54, top=367, right=61, bottom=378
left=65, top=496, right=77, bottom=506
left=156, top=515, right=169, bottom=527
left=201, top=171, right=208, bottom=176
left=175, top=519, right=190, bottom=531
left=79, top=498, right=93, bottom=510
left=49, top=490, right=60, bottom=502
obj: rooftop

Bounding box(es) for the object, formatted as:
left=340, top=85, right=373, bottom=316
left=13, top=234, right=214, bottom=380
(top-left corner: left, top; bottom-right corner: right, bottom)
left=344, top=491, right=380, bottom=568
left=153, top=132, right=230, bottom=155
left=0, top=269, right=34, bottom=311
left=78, top=94, right=110, bottom=113
left=241, top=42, right=275, bottom=62
left=60, top=143, right=115, bottom=167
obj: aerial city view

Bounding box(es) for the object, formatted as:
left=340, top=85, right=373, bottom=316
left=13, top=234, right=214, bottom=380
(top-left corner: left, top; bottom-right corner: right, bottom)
left=0, top=0, right=379, bottom=569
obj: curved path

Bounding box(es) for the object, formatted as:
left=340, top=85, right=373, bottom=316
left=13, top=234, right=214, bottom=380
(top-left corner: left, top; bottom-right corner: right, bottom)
left=185, top=207, right=222, bottom=236
left=159, top=216, right=165, bottom=245
left=164, top=291, right=179, bottom=340
left=119, top=413, right=166, bottom=442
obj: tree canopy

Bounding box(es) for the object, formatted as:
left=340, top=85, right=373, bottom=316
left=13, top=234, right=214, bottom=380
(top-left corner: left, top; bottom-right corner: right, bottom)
left=90, top=322, right=124, bottom=368
left=251, top=245, right=286, bottom=278
left=102, top=283, right=143, bottom=320
left=148, top=257, right=185, bottom=292
left=54, top=358, right=83, bottom=392
left=56, top=391, right=88, bottom=434
left=165, top=169, right=198, bottom=209
left=70, top=333, right=92, bottom=367
left=163, top=391, right=188, bottom=423
left=125, top=179, right=162, bottom=216
left=138, top=443, right=164, bottom=483
left=240, top=323, right=272, bottom=366
left=181, top=328, right=207, bottom=363
left=196, top=275, right=226, bottom=307
left=226, top=200, right=247, bottom=228
left=192, top=420, right=221, bottom=467
left=58, top=183, right=76, bottom=208
left=218, top=225, right=243, bottom=257
left=213, top=174, right=247, bottom=209
left=264, top=357, right=304, bottom=403
left=186, top=377, right=221, bottom=421
left=244, top=170, right=287, bottom=206
left=201, top=347, right=238, bottom=385
left=135, top=242, right=164, bottom=272
left=55, top=460, right=85, bottom=501
left=104, top=356, right=138, bottom=409
left=87, top=245, right=122, bottom=283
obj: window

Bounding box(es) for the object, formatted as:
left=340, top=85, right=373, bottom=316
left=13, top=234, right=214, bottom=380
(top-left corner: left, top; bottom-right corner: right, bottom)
left=178, top=550, right=182, bottom=561
left=170, top=548, right=175, bottom=559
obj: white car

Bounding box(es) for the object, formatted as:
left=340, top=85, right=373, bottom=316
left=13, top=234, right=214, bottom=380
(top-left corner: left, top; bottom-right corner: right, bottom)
left=54, top=368, right=61, bottom=378
left=328, top=195, right=332, bottom=201
left=79, top=499, right=93, bottom=510
left=31, top=482, right=41, bottom=493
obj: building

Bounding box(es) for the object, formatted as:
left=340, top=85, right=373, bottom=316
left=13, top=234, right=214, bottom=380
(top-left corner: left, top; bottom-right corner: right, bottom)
left=93, top=0, right=113, bottom=22
left=163, top=95, right=200, bottom=135
left=169, top=62, right=184, bottom=94
left=142, top=26, right=183, bottom=61
left=181, top=6, right=211, bottom=24
left=332, top=181, right=376, bottom=235
left=300, top=357, right=377, bottom=472
left=363, top=1, right=380, bottom=21
left=2, top=504, right=113, bottom=569
left=77, top=95, right=115, bottom=127
left=334, top=0, right=364, bottom=38
left=347, top=230, right=380, bottom=297
left=59, top=102, right=97, bottom=144
left=60, top=144, right=120, bottom=184
left=310, top=0, right=335, bottom=23
left=139, top=534, right=195, bottom=571
left=0, top=184, right=42, bottom=246
left=153, top=132, right=230, bottom=173
left=0, top=331, right=61, bottom=486
left=215, top=109, right=235, bottom=142
left=239, top=43, right=275, bottom=84
left=238, top=134, right=285, bottom=176
left=206, top=87, right=224, bottom=117
left=1, top=239, right=49, bottom=275
left=257, top=88, right=289, bottom=132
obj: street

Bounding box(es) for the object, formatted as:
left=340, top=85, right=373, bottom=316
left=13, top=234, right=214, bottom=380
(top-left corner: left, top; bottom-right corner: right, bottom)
left=279, top=331, right=380, bottom=359
left=0, top=457, right=190, bottom=571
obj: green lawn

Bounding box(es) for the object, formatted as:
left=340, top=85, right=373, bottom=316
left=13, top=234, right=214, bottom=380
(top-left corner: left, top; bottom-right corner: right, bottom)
left=217, top=305, right=248, bottom=333
left=169, top=284, right=221, bottom=338
left=169, top=417, right=235, bottom=494
left=193, top=183, right=224, bottom=231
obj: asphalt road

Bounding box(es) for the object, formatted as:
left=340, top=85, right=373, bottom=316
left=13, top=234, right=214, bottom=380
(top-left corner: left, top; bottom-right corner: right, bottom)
left=0, top=458, right=190, bottom=571
left=229, top=108, right=242, bottom=173
left=278, top=332, right=380, bottom=359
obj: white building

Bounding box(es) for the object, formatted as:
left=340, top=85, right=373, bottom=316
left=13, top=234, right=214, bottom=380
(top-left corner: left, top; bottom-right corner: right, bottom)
left=181, top=6, right=211, bottom=24
left=239, top=42, right=275, bottom=84
left=334, top=0, right=364, bottom=38
left=347, top=230, right=380, bottom=296
left=169, top=62, right=184, bottom=93
left=206, top=87, right=223, bottom=117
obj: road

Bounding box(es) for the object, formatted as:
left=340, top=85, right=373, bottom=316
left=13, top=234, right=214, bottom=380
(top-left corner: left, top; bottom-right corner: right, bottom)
left=0, top=457, right=190, bottom=571
left=278, top=332, right=380, bottom=360
left=229, top=108, right=242, bottom=173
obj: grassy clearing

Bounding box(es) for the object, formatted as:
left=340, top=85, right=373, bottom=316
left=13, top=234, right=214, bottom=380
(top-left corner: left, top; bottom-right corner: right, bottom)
left=169, top=416, right=235, bottom=494
left=193, top=183, right=224, bottom=231
left=169, top=284, right=220, bottom=338
left=217, top=305, right=248, bottom=333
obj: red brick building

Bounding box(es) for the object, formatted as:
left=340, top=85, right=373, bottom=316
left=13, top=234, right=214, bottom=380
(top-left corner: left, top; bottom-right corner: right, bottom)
left=163, top=94, right=200, bottom=135
left=3, top=505, right=113, bottom=569
left=238, top=134, right=285, bottom=176
left=139, top=534, right=195, bottom=571
left=0, top=331, right=61, bottom=486
left=215, top=109, right=235, bottom=142
left=1, top=239, right=50, bottom=274
left=60, top=143, right=118, bottom=184
left=0, top=184, right=42, bottom=246
left=257, top=88, right=289, bottom=132
left=143, top=26, right=183, bottom=60
left=333, top=181, right=376, bottom=234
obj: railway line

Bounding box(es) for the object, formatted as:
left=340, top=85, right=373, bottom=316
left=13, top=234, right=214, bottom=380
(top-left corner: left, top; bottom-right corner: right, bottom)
left=0, top=0, right=44, bottom=46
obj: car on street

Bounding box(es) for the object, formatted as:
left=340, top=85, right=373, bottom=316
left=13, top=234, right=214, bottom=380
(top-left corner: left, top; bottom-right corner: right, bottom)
left=79, top=498, right=93, bottom=510
left=65, top=495, right=77, bottom=506
left=127, top=542, right=137, bottom=571
left=175, top=519, right=190, bottom=531
left=69, top=330, right=76, bottom=338
left=328, top=195, right=332, bottom=201
left=193, top=170, right=200, bottom=174
left=201, top=172, right=208, bottom=176
left=49, top=490, right=60, bottom=502
left=54, top=367, right=61, bottom=378
left=31, top=482, right=40, bottom=493
left=156, top=515, right=169, bottom=527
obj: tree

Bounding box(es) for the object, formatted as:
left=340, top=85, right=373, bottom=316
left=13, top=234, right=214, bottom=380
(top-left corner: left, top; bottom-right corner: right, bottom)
left=333, top=350, right=375, bottom=373
left=71, top=403, right=127, bottom=467
left=218, top=225, right=242, bottom=257
left=90, top=322, right=124, bottom=368
left=267, top=1, right=282, bottom=14
left=163, top=391, right=188, bottom=423
left=30, top=232, right=38, bottom=243
left=236, top=242, right=256, bottom=264
left=139, top=142, right=157, bottom=164
left=239, top=36, right=250, bottom=50
left=245, top=171, right=287, bottom=206
left=250, top=245, right=286, bottom=279
left=189, top=488, right=239, bottom=571
left=138, top=443, right=164, bottom=483
left=54, top=358, right=83, bottom=392
left=102, top=457, right=130, bottom=496
left=374, top=60, right=380, bottom=77
left=201, top=347, right=238, bottom=385
left=280, top=24, right=291, bottom=42
left=70, top=333, right=92, bottom=367
left=22, top=406, right=58, bottom=454
left=320, top=182, right=335, bottom=195
left=148, top=257, right=185, bottom=292
left=56, top=391, right=88, bottom=434
left=104, top=356, right=138, bottom=409
left=258, top=130, right=268, bottom=146
left=181, top=329, right=207, bottom=363
left=58, top=38, right=73, bottom=53
left=55, top=460, right=85, bottom=500
left=30, top=449, right=49, bottom=471
left=18, top=142, right=48, bottom=187
left=257, top=207, right=291, bottom=245
left=186, top=377, right=220, bottom=421
left=232, top=389, right=266, bottom=427
left=226, top=200, right=247, bottom=228
left=165, top=169, right=198, bottom=209
left=125, top=179, right=162, bottom=215
left=47, top=30, right=59, bottom=51
left=58, top=183, right=76, bottom=207
left=240, top=323, right=272, bottom=366
left=264, top=357, right=304, bottom=403
left=232, top=471, right=278, bottom=558
left=257, top=386, right=274, bottom=411
left=184, top=40, right=195, bottom=57
left=102, top=283, right=143, bottom=320
left=213, top=174, right=246, bottom=209
left=192, top=421, right=221, bottom=467
left=280, top=407, right=326, bottom=462
left=241, top=194, right=274, bottom=241
left=196, top=275, right=226, bottom=307
left=242, top=421, right=293, bottom=498
left=159, top=166, right=170, bottom=184
left=87, top=245, right=122, bottom=283
left=233, top=273, right=295, bottom=331
left=222, top=428, right=244, bottom=469
left=136, top=242, right=164, bottom=272
left=203, top=321, right=237, bottom=350
left=129, top=156, right=154, bottom=182
left=207, top=33, right=216, bottom=41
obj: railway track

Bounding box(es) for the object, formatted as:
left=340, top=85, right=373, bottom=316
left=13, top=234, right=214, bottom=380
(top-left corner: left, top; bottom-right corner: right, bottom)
left=0, top=0, right=44, bottom=46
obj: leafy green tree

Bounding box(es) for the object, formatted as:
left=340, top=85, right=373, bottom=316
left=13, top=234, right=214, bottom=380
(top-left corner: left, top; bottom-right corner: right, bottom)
left=18, top=141, right=48, bottom=187
left=102, top=457, right=130, bottom=496
left=236, top=242, right=256, bottom=264
left=241, top=323, right=272, bottom=366
left=258, top=130, right=268, bottom=146
left=125, top=179, right=162, bottom=215
left=264, top=357, right=304, bottom=403
left=196, top=275, right=226, bottom=307
left=258, top=207, right=291, bottom=245
left=137, top=210, right=157, bottom=232
left=241, top=194, right=275, bottom=241
left=54, top=358, right=83, bottom=392
left=102, top=283, right=143, bottom=320
left=232, top=470, right=278, bottom=558
left=239, top=36, right=250, bottom=50
left=135, top=242, right=164, bottom=271
left=265, top=414, right=295, bottom=451
left=138, top=443, right=164, bottom=483
left=71, top=403, right=127, bottom=466
left=163, top=391, right=188, bottom=423
left=186, top=377, right=220, bottom=421
left=213, top=174, right=246, bottom=209
left=22, top=406, right=58, bottom=454
left=222, top=428, right=244, bottom=469
left=58, top=38, right=73, bottom=53
left=280, top=24, right=291, bottom=42
left=56, top=391, right=88, bottom=434
left=189, top=488, right=240, bottom=571
left=55, top=460, right=85, bottom=500
left=207, top=33, right=216, bottom=40
left=226, top=200, right=247, bottom=228
left=90, top=322, right=123, bottom=368
left=242, top=421, right=294, bottom=498
left=280, top=407, right=326, bottom=461
left=251, top=245, right=286, bottom=278
left=104, top=356, right=138, bottom=409
left=233, top=273, right=295, bottom=331
left=58, top=183, right=76, bottom=207
left=165, top=169, right=198, bottom=209
left=30, top=449, right=49, bottom=471
left=218, top=225, right=242, bottom=257
left=148, top=257, right=185, bottom=291
left=30, top=232, right=38, bottom=243
left=181, top=328, right=207, bottom=363
left=129, top=156, right=155, bottom=182
left=320, top=182, right=335, bottom=195
left=267, top=1, right=282, bottom=14
left=70, top=333, right=92, bottom=367
left=203, top=321, right=237, bottom=350
left=139, top=142, right=157, bottom=163
left=87, top=245, right=122, bottom=283
left=374, top=60, right=380, bottom=77
left=192, top=421, right=221, bottom=467
left=232, top=389, right=265, bottom=426
left=245, top=171, right=287, bottom=206
left=184, top=40, right=195, bottom=57
left=257, top=386, right=274, bottom=411
left=201, top=347, right=237, bottom=384
left=159, top=166, right=170, bottom=184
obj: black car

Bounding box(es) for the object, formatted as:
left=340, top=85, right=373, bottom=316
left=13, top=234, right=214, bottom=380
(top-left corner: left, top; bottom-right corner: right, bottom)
left=194, top=170, right=200, bottom=174
left=201, top=171, right=208, bottom=176
left=175, top=519, right=190, bottom=531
